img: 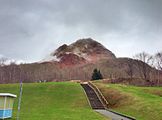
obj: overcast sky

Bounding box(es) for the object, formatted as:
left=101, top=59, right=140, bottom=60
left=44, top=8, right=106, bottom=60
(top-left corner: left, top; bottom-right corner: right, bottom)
left=0, top=0, right=162, bottom=62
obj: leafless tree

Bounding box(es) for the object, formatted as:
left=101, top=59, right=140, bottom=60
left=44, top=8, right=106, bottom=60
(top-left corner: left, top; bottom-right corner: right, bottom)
left=155, top=52, right=162, bottom=85
left=155, top=52, right=162, bottom=69
left=0, top=57, right=8, bottom=66
left=126, top=58, right=134, bottom=82
left=134, top=52, right=153, bottom=82
left=0, top=58, right=8, bottom=83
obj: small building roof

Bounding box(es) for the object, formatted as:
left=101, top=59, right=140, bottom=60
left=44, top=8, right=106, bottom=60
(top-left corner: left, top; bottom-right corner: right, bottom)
left=0, top=93, right=17, bottom=98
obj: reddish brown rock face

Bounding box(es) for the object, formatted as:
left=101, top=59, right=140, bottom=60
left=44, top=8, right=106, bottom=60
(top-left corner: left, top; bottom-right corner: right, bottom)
left=58, top=53, right=87, bottom=66
left=42, top=38, right=116, bottom=67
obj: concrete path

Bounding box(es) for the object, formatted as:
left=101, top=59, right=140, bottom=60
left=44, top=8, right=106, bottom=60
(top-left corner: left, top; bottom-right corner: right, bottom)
left=95, top=109, right=134, bottom=120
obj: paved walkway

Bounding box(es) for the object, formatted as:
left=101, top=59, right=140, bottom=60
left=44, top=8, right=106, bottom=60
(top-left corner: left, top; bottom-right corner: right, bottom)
left=95, top=109, right=134, bottom=120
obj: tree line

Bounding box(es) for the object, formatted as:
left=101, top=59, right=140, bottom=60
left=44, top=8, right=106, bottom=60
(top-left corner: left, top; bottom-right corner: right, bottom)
left=126, top=51, right=162, bottom=85
left=0, top=51, right=161, bottom=85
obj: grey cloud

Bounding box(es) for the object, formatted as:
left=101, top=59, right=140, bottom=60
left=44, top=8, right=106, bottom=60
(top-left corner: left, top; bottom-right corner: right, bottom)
left=0, top=0, right=161, bottom=62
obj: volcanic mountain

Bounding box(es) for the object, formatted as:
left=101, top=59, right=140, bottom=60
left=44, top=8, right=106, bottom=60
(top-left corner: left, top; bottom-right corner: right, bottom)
left=42, top=38, right=116, bottom=66
left=0, top=38, right=160, bottom=86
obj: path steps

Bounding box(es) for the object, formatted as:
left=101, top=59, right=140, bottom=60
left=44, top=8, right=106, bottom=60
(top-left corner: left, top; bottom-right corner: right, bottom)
left=81, top=83, right=135, bottom=120
left=81, top=84, right=105, bottom=109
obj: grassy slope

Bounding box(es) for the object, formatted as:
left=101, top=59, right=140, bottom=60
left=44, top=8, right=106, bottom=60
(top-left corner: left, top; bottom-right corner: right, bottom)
left=94, top=81, right=162, bottom=120
left=0, top=82, right=109, bottom=120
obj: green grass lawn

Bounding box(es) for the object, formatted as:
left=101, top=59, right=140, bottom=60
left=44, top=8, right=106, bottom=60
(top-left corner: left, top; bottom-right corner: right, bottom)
left=0, top=82, right=109, bottom=120
left=94, top=81, right=162, bottom=120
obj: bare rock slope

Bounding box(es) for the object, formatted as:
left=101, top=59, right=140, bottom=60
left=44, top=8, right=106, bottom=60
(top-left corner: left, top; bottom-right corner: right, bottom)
left=43, top=38, right=116, bottom=66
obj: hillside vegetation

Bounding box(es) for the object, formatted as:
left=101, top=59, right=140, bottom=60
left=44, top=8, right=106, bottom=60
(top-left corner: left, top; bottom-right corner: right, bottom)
left=1, top=38, right=161, bottom=85
left=0, top=82, right=108, bottom=120
left=94, top=81, right=162, bottom=120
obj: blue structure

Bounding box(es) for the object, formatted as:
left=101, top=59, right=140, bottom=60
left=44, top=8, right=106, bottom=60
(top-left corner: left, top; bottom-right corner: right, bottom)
left=0, top=93, right=17, bottom=119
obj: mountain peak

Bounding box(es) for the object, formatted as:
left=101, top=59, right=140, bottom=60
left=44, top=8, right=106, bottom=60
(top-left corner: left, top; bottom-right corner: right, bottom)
left=72, top=38, right=104, bottom=48
left=73, top=38, right=96, bottom=45
left=42, top=38, right=116, bottom=66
